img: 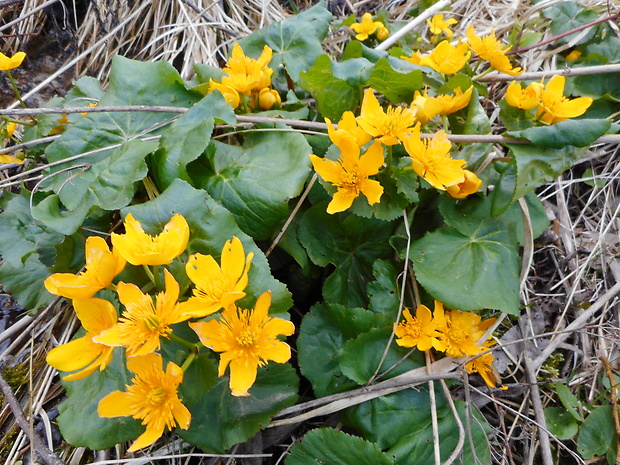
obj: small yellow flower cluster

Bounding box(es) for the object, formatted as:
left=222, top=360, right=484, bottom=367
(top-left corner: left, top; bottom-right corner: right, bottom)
left=402, top=22, right=522, bottom=77
left=310, top=87, right=481, bottom=214
left=395, top=300, right=499, bottom=387
left=350, top=13, right=389, bottom=42
left=45, top=213, right=294, bottom=450
left=209, top=43, right=281, bottom=112
left=505, top=75, right=593, bottom=124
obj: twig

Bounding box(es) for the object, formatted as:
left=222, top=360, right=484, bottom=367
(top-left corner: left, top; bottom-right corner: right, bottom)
left=426, top=352, right=441, bottom=465
left=600, top=355, right=620, bottom=465
left=533, top=280, right=620, bottom=369
left=440, top=379, right=465, bottom=465
left=374, top=0, right=451, bottom=51
left=0, top=0, right=60, bottom=34
left=477, top=63, right=620, bottom=82
left=0, top=370, right=64, bottom=465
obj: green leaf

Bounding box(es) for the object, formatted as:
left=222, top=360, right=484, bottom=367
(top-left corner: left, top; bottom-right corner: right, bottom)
left=285, top=428, right=395, bottom=465
left=332, top=57, right=374, bottom=87
left=388, top=401, right=491, bottom=465
left=37, top=56, right=199, bottom=232
left=367, top=259, right=401, bottom=320
left=121, top=179, right=293, bottom=314
left=57, top=348, right=143, bottom=450
left=0, top=254, right=53, bottom=311
left=509, top=143, right=588, bottom=202
left=577, top=405, right=617, bottom=462
left=544, top=407, right=579, bottom=440
left=342, top=387, right=441, bottom=450
left=555, top=381, right=584, bottom=421
left=542, top=2, right=598, bottom=45
left=340, top=327, right=423, bottom=385
left=499, top=99, right=537, bottom=131
left=367, top=58, right=423, bottom=104
left=507, top=119, right=610, bottom=149
left=298, top=205, right=396, bottom=308
left=178, top=363, right=298, bottom=453
left=237, top=3, right=332, bottom=82
left=409, top=214, right=520, bottom=315
left=151, top=92, right=235, bottom=190
left=194, top=129, right=311, bottom=241
left=299, top=54, right=359, bottom=120
left=0, top=191, right=63, bottom=268
left=30, top=193, right=96, bottom=236
left=297, top=303, right=388, bottom=397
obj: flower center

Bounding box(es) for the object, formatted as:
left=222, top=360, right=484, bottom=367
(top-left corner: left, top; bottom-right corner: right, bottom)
left=448, top=328, right=466, bottom=345
left=404, top=319, right=422, bottom=338
left=144, top=314, right=163, bottom=332
left=147, top=386, right=167, bottom=406
left=236, top=329, right=257, bottom=346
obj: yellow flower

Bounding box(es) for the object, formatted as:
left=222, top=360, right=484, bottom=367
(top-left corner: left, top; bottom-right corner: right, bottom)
left=376, top=26, right=390, bottom=41
left=350, top=13, right=384, bottom=41
left=325, top=111, right=372, bottom=148
left=505, top=81, right=543, bottom=110
left=433, top=303, right=496, bottom=357
left=179, top=236, right=254, bottom=319
left=0, top=51, right=26, bottom=71
left=565, top=50, right=582, bottom=62
left=427, top=14, right=457, bottom=40
left=394, top=303, right=442, bottom=352
left=221, top=43, right=273, bottom=95
left=446, top=169, right=482, bottom=199
left=190, top=291, right=294, bottom=397
left=465, top=346, right=499, bottom=388
left=310, top=136, right=384, bottom=214
left=0, top=154, right=24, bottom=165
left=466, top=25, right=522, bottom=76
left=94, top=269, right=189, bottom=357
left=357, top=88, right=417, bottom=146
left=44, top=236, right=126, bottom=300
left=209, top=79, right=241, bottom=108
left=46, top=298, right=117, bottom=381
left=111, top=213, right=189, bottom=266
left=402, top=124, right=466, bottom=190
left=410, top=90, right=445, bottom=126
left=4, top=122, right=17, bottom=138
left=258, top=87, right=281, bottom=110
left=536, top=75, right=593, bottom=125
left=98, top=352, right=191, bottom=452
left=402, top=41, right=470, bottom=75
left=48, top=114, right=70, bottom=135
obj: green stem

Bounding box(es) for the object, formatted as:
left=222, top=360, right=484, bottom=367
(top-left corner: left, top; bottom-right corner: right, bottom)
left=180, top=349, right=198, bottom=372
left=240, top=94, right=250, bottom=114
left=169, top=333, right=199, bottom=351
left=472, top=66, right=494, bottom=82
left=142, top=264, right=155, bottom=285
left=5, top=71, right=36, bottom=124
left=441, top=114, right=449, bottom=131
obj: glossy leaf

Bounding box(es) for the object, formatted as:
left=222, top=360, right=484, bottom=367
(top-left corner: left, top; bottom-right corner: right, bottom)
left=367, top=259, right=401, bottom=320
left=57, top=348, right=143, bottom=450
left=297, top=302, right=388, bottom=397
left=507, top=119, right=610, bottom=149
left=194, top=129, right=311, bottom=240
left=237, top=3, right=332, bottom=82
left=409, top=214, right=520, bottom=315
left=299, top=205, right=396, bottom=308
left=299, top=54, right=359, bottom=120
left=368, top=58, right=423, bottom=104
left=340, top=327, right=423, bottom=385
left=178, top=363, right=298, bottom=453
left=577, top=405, right=618, bottom=464
left=285, top=428, right=395, bottom=465
left=151, top=92, right=235, bottom=190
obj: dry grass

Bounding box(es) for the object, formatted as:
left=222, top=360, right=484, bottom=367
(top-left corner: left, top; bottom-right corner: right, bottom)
left=1, top=0, right=620, bottom=464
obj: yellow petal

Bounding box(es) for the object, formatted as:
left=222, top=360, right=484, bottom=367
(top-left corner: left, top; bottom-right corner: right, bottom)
left=127, top=423, right=165, bottom=452
left=310, top=155, right=344, bottom=185
left=229, top=358, right=258, bottom=397
left=73, top=298, right=117, bottom=334
left=327, top=189, right=357, bottom=214
left=172, top=399, right=192, bottom=430
left=127, top=352, right=163, bottom=376
left=46, top=337, right=102, bottom=372
left=44, top=274, right=98, bottom=300
left=98, top=391, right=134, bottom=418
left=358, top=178, right=384, bottom=205
left=0, top=51, right=26, bottom=71
left=221, top=237, right=246, bottom=284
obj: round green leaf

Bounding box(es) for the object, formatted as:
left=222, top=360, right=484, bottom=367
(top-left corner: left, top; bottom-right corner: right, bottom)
left=507, top=119, right=611, bottom=149
left=544, top=407, right=579, bottom=440
left=285, top=428, right=395, bottom=465
left=577, top=405, right=618, bottom=461
left=409, top=224, right=520, bottom=315
left=195, top=130, right=311, bottom=241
